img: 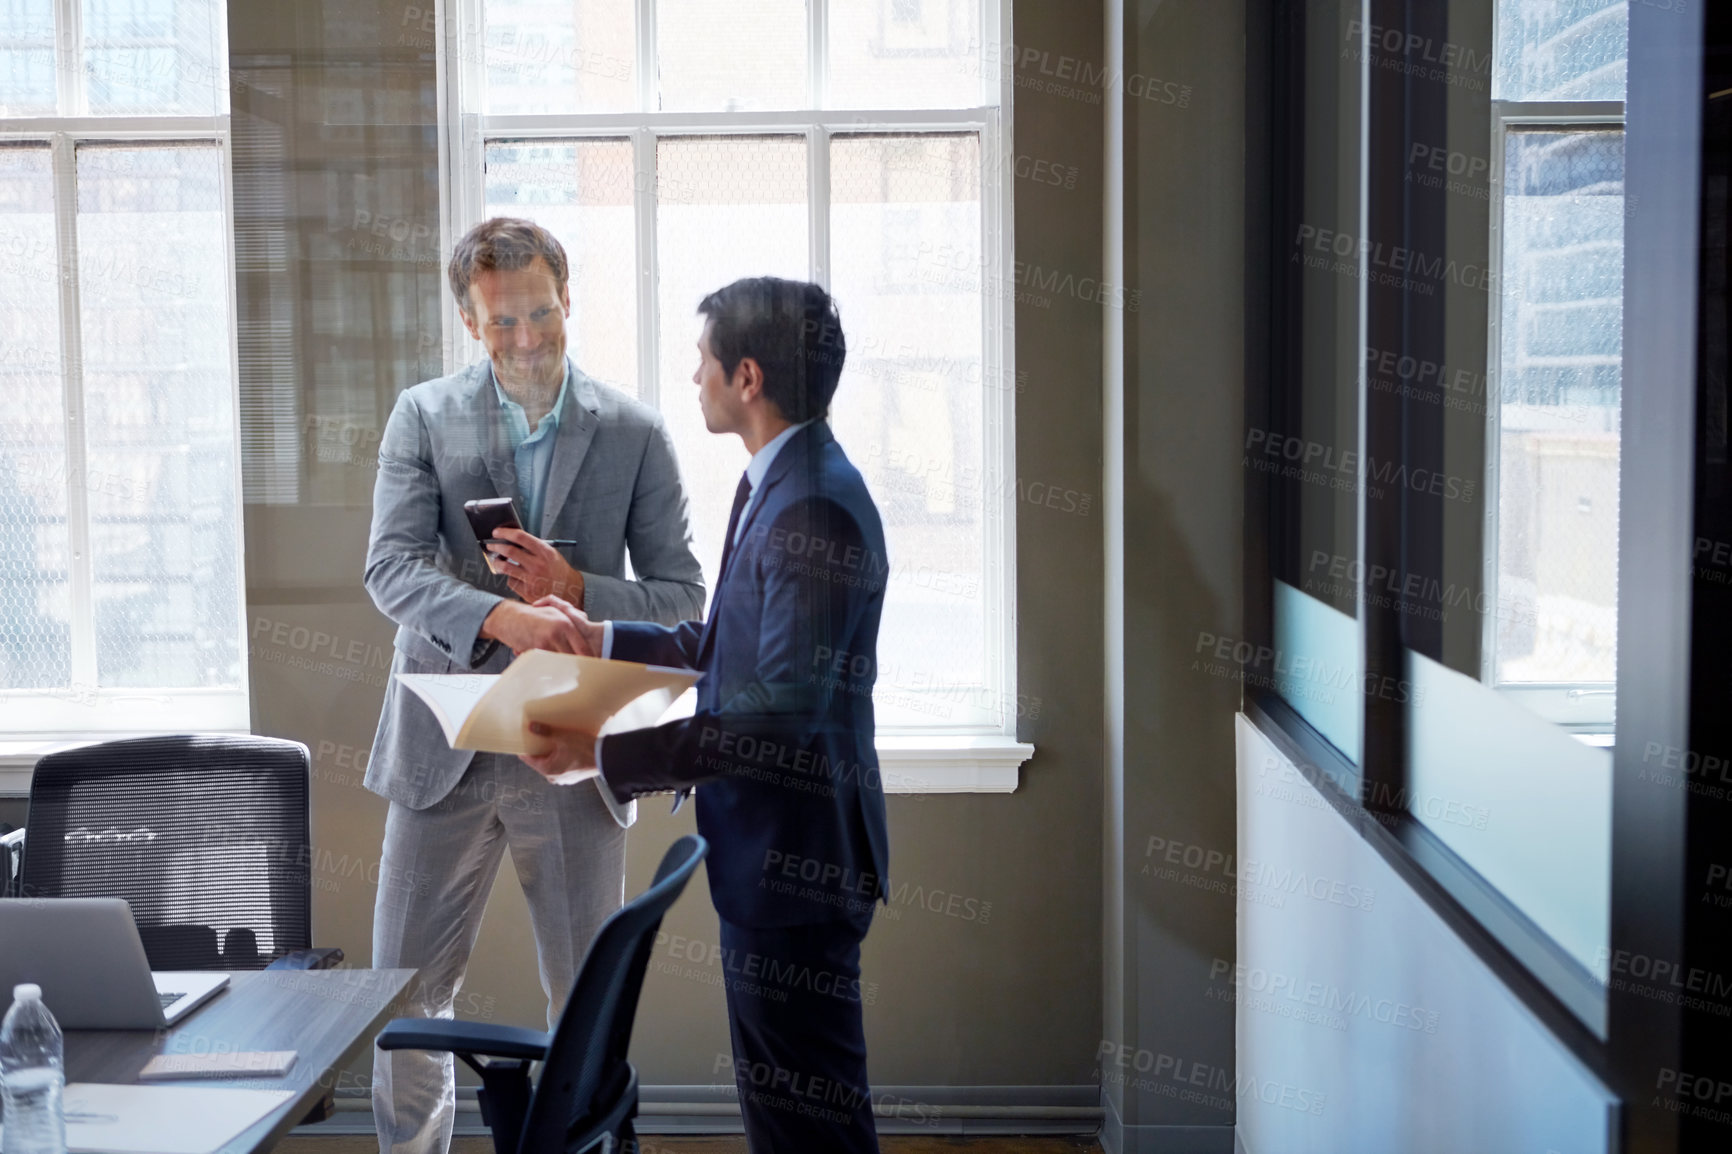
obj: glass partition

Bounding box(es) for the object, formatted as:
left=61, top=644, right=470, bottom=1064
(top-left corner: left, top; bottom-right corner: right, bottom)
left=1263, top=0, right=1365, bottom=761
left=1263, top=0, right=1632, bottom=1028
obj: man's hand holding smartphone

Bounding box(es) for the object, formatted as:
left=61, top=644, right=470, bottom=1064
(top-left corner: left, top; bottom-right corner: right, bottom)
left=486, top=527, right=586, bottom=605
left=464, top=496, right=587, bottom=612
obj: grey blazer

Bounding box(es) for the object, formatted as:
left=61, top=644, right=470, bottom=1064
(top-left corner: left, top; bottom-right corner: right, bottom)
left=362, top=358, right=705, bottom=814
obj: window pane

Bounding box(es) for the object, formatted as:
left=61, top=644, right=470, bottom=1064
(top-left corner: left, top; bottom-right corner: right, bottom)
left=1407, top=651, right=1612, bottom=982
left=656, top=136, right=808, bottom=606
left=484, top=0, right=636, bottom=115
left=1493, top=0, right=1626, bottom=102
left=76, top=144, right=240, bottom=688
left=1494, top=129, right=1622, bottom=689
left=656, top=0, right=807, bottom=112
left=484, top=140, right=640, bottom=396
left=0, top=145, right=71, bottom=689
left=829, top=134, right=989, bottom=726
left=1267, top=0, right=1363, bottom=758
left=0, top=0, right=58, bottom=115
left=827, top=0, right=983, bottom=110
left=84, top=0, right=224, bottom=115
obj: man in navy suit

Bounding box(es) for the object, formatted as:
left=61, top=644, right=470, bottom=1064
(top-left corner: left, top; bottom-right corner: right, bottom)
left=521, top=276, right=890, bottom=1154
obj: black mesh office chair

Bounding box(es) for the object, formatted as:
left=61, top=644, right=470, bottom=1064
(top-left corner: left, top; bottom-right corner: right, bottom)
left=13, top=734, right=341, bottom=971
left=0, top=822, right=21, bottom=899
left=377, top=834, right=709, bottom=1154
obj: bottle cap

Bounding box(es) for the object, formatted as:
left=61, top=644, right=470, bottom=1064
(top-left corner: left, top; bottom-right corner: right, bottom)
left=12, top=984, right=40, bottom=1001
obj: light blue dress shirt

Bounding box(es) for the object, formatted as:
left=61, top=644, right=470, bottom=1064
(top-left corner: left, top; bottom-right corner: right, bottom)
left=734, top=418, right=814, bottom=544
left=492, top=360, right=571, bottom=534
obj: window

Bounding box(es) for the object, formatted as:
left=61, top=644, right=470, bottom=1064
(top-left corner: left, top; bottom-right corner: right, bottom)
left=1486, top=0, right=1625, bottom=732
left=442, top=0, right=1027, bottom=785
left=0, top=0, right=246, bottom=738
left=1394, top=0, right=1627, bottom=1012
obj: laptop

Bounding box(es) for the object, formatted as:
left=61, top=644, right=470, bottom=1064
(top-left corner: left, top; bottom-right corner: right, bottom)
left=0, top=898, right=229, bottom=1029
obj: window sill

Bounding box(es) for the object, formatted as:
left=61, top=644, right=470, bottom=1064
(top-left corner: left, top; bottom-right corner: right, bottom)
left=876, top=735, right=1034, bottom=794
left=0, top=735, right=1035, bottom=796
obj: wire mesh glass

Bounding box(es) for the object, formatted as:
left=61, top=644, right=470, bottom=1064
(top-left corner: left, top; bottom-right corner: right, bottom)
left=655, top=135, right=809, bottom=611
left=0, top=144, right=72, bottom=690
left=484, top=0, right=636, bottom=115
left=76, top=142, right=240, bottom=689
left=83, top=0, right=225, bottom=115
left=828, top=0, right=984, bottom=110
left=829, top=133, right=988, bottom=726
left=484, top=139, right=640, bottom=395
left=1494, top=128, right=1623, bottom=685
left=1493, top=0, right=1626, bottom=102
left=655, top=0, right=807, bottom=112
left=0, top=0, right=58, bottom=115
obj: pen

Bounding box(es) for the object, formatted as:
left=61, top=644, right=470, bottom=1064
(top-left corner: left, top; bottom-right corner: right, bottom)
left=484, top=538, right=578, bottom=548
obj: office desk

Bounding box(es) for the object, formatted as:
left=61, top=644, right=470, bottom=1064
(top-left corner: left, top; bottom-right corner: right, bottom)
left=64, top=967, right=415, bottom=1154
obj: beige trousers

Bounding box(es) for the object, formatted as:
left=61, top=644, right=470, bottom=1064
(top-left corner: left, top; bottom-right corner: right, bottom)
left=370, top=753, right=626, bottom=1154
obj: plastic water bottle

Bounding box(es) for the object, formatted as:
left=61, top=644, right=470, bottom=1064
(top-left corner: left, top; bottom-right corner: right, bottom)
left=0, top=984, right=64, bottom=1154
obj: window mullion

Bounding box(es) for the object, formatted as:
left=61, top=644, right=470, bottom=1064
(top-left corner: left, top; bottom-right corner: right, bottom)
left=637, top=0, right=657, bottom=113
left=981, top=0, right=1001, bottom=109
left=55, top=0, right=84, bottom=116
left=809, top=125, right=829, bottom=289
left=441, top=0, right=489, bottom=371
left=217, top=128, right=250, bottom=712
left=635, top=128, right=659, bottom=410
left=634, top=0, right=657, bottom=407
left=981, top=112, right=1012, bottom=733
left=1481, top=106, right=1509, bottom=686
left=51, top=133, right=95, bottom=687
left=809, top=0, right=827, bottom=110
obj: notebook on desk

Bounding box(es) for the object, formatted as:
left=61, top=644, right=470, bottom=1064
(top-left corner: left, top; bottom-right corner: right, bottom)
left=0, top=1083, right=297, bottom=1154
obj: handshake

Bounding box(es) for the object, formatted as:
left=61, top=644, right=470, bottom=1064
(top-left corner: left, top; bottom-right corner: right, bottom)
left=480, top=593, right=604, bottom=658
left=479, top=595, right=607, bottom=777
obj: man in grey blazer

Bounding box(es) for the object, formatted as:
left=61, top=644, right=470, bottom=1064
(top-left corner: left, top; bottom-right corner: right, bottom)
left=363, top=218, right=704, bottom=1154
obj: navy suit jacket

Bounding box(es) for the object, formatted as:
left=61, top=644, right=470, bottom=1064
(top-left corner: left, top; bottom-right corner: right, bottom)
left=599, top=421, right=890, bottom=929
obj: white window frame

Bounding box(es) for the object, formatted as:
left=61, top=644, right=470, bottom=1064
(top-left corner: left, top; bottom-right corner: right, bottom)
left=1482, top=97, right=1624, bottom=733
left=434, top=0, right=1030, bottom=791
left=0, top=0, right=250, bottom=749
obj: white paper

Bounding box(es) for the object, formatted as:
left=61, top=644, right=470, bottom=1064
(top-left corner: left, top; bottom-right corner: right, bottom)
left=49, top=1083, right=296, bottom=1154
left=394, top=673, right=495, bottom=745
left=396, top=652, right=701, bottom=757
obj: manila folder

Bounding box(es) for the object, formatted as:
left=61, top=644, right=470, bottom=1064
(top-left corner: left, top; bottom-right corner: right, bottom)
left=396, top=650, right=700, bottom=756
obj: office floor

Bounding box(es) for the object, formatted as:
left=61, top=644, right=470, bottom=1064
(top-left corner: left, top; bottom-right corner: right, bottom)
left=278, top=1138, right=1104, bottom=1153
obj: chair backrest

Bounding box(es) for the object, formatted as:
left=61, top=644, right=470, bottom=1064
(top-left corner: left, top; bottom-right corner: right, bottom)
left=516, top=834, right=708, bottom=1152
left=22, top=734, right=315, bottom=970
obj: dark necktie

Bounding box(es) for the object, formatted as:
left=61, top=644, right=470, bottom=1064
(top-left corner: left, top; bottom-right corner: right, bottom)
left=671, top=472, right=753, bottom=818
left=717, top=472, right=753, bottom=582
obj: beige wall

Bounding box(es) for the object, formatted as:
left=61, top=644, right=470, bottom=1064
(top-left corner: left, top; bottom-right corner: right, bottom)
left=232, top=0, right=1106, bottom=1094
left=1104, top=0, right=1246, bottom=1149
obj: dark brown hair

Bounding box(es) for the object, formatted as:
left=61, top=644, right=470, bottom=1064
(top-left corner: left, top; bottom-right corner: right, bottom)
left=448, top=217, right=568, bottom=313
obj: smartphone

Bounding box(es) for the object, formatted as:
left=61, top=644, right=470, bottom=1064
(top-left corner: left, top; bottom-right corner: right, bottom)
left=463, top=497, right=523, bottom=573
